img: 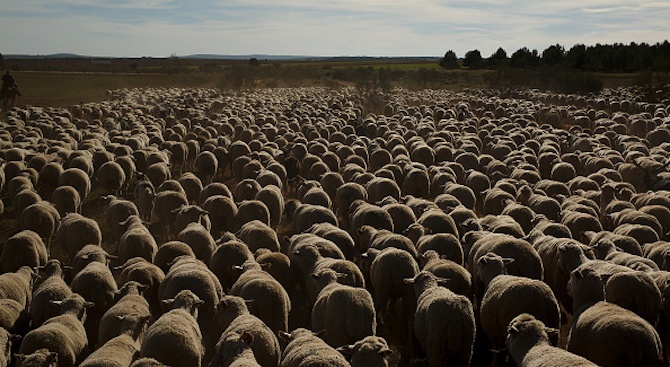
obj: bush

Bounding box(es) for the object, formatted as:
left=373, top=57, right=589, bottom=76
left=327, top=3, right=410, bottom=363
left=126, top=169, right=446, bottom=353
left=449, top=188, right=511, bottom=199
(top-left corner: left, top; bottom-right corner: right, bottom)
left=485, top=66, right=602, bottom=94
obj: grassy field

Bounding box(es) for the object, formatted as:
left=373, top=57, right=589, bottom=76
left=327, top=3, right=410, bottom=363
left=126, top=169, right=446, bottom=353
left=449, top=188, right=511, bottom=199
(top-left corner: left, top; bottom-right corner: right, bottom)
left=13, top=72, right=221, bottom=107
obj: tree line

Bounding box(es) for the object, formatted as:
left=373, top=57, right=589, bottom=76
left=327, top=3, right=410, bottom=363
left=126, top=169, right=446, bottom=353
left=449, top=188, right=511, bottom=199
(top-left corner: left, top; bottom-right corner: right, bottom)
left=441, top=41, right=670, bottom=73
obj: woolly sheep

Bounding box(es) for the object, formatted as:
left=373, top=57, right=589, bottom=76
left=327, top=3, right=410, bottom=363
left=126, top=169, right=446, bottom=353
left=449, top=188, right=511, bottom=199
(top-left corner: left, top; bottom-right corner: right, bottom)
left=212, top=295, right=280, bottom=367
left=101, top=195, right=139, bottom=241
left=208, top=332, right=261, bottom=367
left=95, top=161, right=126, bottom=196
left=305, top=222, right=356, bottom=261
left=255, top=185, right=284, bottom=230
left=582, top=230, right=643, bottom=257
left=420, top=250, right=472, bottom=299
left=235, top=220, right=280, bottom=253
left=179, top=172, right=204, bottom=204
left=337, top=336, right=393, bottom=367
left=605, top=270, right=663, bottom=326
left=202, top=195, right=238, bottom=236
left=132, top=176, right=156, bottom=222
left=334, top=182, right=367, bottom=228
left=97, top=281, right=151, bottom=347
left=18, top=294, right=93, bottom=367
left=70, top=261, right=118, bottom=347
left=130, top=358, right=168, bottom=367
left=254, top=249, right=293, bottom=296
left=643, top=241, right=670, bottom=270
left=403, top=271, right=475, bottom=367
left=19, top=201, right=60, bottom=248
left=278, top=328, right=350, bottom=367
left=70, top=245, right=115, bottom=278
left=311, top=269, right=376, bottom=348
left=357, top=225, right=417, bottom=258
left=80, top=313, right=151, bottom=367
left=348, top=201, right=394, bottom=244
left=13, top=348, right=59, bottom=367
left=174, top=204, right=212, bottom=235
left=1, top=229, right=47, bottom=273
left=505, top=313, right=597, bottom=367
left=287, top=202, right=338, bottom=234
left=117, top=215, right=158, bottom=263
left=0, top=328, right=19, bottom=367
left=230, top=260, right=291, bottom=335
left=591, top=239, right=659, bottom=271
left=477, top=252, right=560, bottom=354
left=57, top=167, right=91, bottom=203
left=567, top=267, right=663, bottom=367
left=56, top=213, right=103, bottom=260
left=52, top=185, right=81, bottom=217
left=154, top=190, right=189, bottom=239
left=141, top=290, right=205, bottom=367
left=177, top=222, right=217, bottom=264
left=0, top=266, right=35, bottom=309
left=415, top=233, right=463, bottom=264
left=114, top=258, right=165, bottom=317
left=30, top=260, right=72, bottom=328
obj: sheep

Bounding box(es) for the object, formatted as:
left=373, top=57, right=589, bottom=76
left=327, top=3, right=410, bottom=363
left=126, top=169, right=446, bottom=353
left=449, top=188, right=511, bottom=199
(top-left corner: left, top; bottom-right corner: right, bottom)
left=403, top=271, right=475, bottom=367
left=30, top=260, right=72, bottom=328
left=613, top=223, right=661, bottom=246
left=254, top=249, right=294, bottom=296
left=560, top=210, right=603, bottom=244
left=70, top=261, right=118, bottom=347
left=114, top=258, right=165, bottom=316
left=14, top=189, right=42, bottom=220
left=154, top=189, right=189, bottom=239
left=278, top=328, right=351, bottom=367
left=177, top=222, right=217, bottom=264
left=132, top=176, right=156, bottom=222
left=311, top=269, right=376, bottom=348
left=51, top=186, right=81, bottom=217
left=235, top=220, right=280, bottom=253
left=305, top=222, right=356, bottom=261
left=379, top=201, right=417, bottom=235
left=590, top=239, right=659, bottom=271
left=95, top=161, right=126, bottom=196
left=643, top=241, right=670, bottom=270
left=0, top=328, right=20, bottom=367
left=55, top=213, right=103, bottom=260
left=153, top=240, right=196, bottom=274
left=605, top=270, right=663, bottom=326
left=477, top=252, right=561, bottom=357
left=255, top=185, right=284, bottom=230
left=130, top=358, right=168, bottom=367
left=145, top=162, right=171, bottom=189
left=0, top=266, right=35, bottom=309
left=0, top=298, right=28, bottom=335
left=420, top=250, right=472, bottom=299
left=57, top=167, right=91, bottom=203
left=467, top=233, right=544, bottom=306
left=235, top=199, right=270, bottom=229
left=302, top=186, right=332, bottom=208
left=415, top=233, right=463, bottom=264
left=79, top=313, right=151, bottom=367
left=101, top=195, right=139, bottom=242
left=211, top=295, right=280, bottom=367
left=19, top=201, right=60, bottom=249
left=286, top=233, right=345, bottom=291
left=609, top=208, right=663, bottom=240
left=416, top=208, right=458, bottom=237
left=505, top=313, right=598, bottom=367
left=174, top=204, right=212, bottom=235
left=97, top=281, right=151, bottom=347
left=140, top=290, right=205, bottom=367
left=334, top=182, right=367, bottom=228
left=158, top=256, right=223, bottom=359
left=1, top=229, right=47, bottom=272
left=18, top=294, right=93, bottom=367
left=582, top=230, right=643, bottom=257
left=116, top=215, right=158, bottom=263
left=348, top=201, right=394, bottom=243
left=199, top=182, right=233, bottom=204
left=71, top=245, right=115, bottom=278
left=208, top=332, right=261, bottom=367
left=202, top=195, right=238, bottom=236
left=13, top=348, right=59, bottom=367
left=336, top=336, right=393, bottom=367
left=566, top=266, right=663, bottom=367
left=179, top=172, right=204, bottom=204
left=230, top=260, right=291, bottom=335
left=292, top=244, right=364, bottom=308
left=357, top=225, right=418, bottom=258
left=286, top=201, right=338, bottom=234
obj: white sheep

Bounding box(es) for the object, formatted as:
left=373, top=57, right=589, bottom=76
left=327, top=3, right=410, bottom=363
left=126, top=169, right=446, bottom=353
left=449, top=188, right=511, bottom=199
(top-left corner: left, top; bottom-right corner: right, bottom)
left=403, top=271, right=475, bottom=367
left=506, top=313, right=597, bottom=367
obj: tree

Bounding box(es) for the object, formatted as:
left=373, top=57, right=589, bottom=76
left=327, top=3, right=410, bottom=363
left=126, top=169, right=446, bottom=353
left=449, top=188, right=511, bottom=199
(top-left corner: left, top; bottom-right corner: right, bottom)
left=488, top=47, right=508, bottom=68
left=510, top=47, right=540, bottom=69
left=542, top=44, right=564, bottom=66
left=439, top=50, right=459, bottom=69
left=463, top=50, right=484, bottom=69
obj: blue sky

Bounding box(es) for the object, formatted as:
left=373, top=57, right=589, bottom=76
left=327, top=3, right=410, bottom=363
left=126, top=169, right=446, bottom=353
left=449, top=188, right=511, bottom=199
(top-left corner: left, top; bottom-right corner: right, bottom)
left=2, top=0, right=669, bottom=57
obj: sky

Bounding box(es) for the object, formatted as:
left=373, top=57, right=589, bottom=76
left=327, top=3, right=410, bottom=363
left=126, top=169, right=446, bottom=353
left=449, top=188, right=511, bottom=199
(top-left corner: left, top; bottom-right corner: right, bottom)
left=1, top=0, right=669, bottom=58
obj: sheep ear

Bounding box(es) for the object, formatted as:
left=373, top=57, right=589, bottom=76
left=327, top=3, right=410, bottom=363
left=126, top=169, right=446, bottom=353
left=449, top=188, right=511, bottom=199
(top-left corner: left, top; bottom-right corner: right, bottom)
left=50, top=300, right=63, bottom=306
left=232, top=265, right=244, bottom=271
left=239, top=331, right=254, bottom=346
left=114, top=315, right=126, bottom=321
left=558, top=244, right=567, bottom=252
left=9, top=334, right=21, bottom=342
left=278, top=330, right=292, bottom=341
left=336, top=344, right=354, bottom=356
left=260, top=262, right=272, bottom=271
left=80, top=254, right=90, bottom=260
left=361, top=252, right=369, bottom=258
left=436, top=277, right=450, bottom=287
left=84, top=301, right=95, bottom=308
left=508, top=324, right=519, bottom=335
left=544, top=327, right=559, bottom=338
left=379, top=347, right=393, bottom=357
left=162, top=298, right=175, bottom=306
left=423, top=227, right=433, bottom=234
left=311, top=272, right=320, bottom=279
left=403, top=277, right=415, bottom=284
left=336, top=272, right=348, bottom=279
left=13, top=354, right=26, bottom=362
left=244, top=299, right=255, bottom=307
left=503, top=257, right=514, bottom=265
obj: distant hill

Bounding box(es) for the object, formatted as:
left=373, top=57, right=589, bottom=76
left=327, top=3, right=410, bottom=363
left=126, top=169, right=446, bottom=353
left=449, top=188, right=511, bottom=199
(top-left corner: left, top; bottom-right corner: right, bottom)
left=5, top=53, right=439, bottom=62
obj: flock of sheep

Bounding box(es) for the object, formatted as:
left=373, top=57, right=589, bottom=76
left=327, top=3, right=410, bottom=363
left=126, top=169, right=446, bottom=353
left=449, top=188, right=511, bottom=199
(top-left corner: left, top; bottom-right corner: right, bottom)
left=0, top=84, right=669, bottom=367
